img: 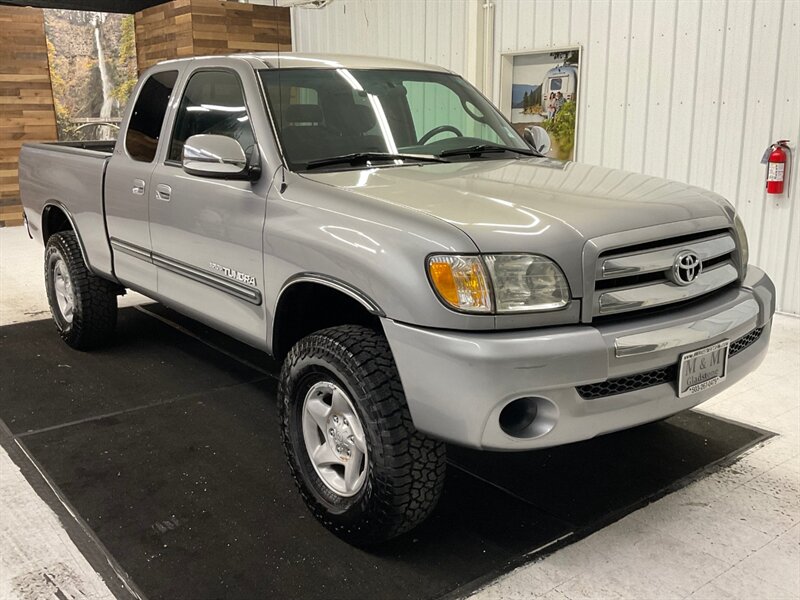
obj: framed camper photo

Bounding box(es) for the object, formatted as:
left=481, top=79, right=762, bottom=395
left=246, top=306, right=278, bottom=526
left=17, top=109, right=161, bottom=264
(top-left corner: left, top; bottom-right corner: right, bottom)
left=498, top=46, right=581, bottom=161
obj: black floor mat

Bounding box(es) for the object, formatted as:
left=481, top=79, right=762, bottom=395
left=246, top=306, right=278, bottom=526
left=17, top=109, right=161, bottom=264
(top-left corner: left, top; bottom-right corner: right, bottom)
left=0, top=306, right=771, bottom=600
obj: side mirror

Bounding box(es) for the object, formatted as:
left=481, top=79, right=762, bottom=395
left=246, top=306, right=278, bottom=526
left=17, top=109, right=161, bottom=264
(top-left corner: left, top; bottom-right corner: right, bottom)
left=182, top=134, right=259, bottom=180
left=523, top=126, right=552, bottom=155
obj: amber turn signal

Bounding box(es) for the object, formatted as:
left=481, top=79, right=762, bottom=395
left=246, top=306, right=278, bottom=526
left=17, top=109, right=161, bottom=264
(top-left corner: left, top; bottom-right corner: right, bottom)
left=427, top=255, right=492, bottom=313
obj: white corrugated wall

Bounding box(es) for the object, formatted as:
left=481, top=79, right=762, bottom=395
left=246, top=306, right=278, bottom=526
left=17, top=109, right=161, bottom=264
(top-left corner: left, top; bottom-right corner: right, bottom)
left=291, top=0, right=800, bottom=315
left=291, top=0, right=473, bottom=73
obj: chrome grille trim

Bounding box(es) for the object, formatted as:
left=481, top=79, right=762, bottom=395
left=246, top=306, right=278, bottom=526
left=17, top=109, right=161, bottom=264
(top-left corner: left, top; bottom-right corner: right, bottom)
left=595, top=262, right=739, bottom=316
left=614, top=298, right=758, bottom=357
left=581, top=219, right=738, bottom=323
left=599, top=234, right=735, bottom=279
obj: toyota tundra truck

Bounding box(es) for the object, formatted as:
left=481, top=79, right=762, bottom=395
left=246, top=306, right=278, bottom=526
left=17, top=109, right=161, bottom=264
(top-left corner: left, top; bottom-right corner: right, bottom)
left=18, top=54, right=775, bottom=544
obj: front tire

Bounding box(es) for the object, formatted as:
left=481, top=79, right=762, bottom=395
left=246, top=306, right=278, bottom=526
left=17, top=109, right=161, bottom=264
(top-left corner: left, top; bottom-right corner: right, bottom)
left=45, top=231, right=117, bottom=350
left=279, top=325, right=446, bottom=545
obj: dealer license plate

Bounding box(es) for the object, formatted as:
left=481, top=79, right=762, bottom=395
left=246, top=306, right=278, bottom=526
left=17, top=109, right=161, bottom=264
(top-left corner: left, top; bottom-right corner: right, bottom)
left=678, top=340, right=730, bottom=398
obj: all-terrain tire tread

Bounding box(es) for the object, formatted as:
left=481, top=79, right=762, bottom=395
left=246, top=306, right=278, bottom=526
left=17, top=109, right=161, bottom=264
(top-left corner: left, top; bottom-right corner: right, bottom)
left=279, top=325, right=446, bottom=544
left=45, top=231, right=117, bottom=350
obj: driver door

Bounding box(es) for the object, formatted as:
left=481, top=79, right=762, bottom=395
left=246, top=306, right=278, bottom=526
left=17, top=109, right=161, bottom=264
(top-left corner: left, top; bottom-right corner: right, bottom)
left=149, top=66, right=270, bottom=348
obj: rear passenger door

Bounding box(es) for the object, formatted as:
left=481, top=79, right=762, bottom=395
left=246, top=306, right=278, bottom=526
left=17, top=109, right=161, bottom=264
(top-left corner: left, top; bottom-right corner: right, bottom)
left=106, top=68, right=179, bottom=295
left=148, top=65, right=270, bottom=348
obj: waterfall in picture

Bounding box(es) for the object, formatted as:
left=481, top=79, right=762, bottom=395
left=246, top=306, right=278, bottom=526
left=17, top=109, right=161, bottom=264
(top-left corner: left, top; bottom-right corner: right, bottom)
left=93, top=15, right=114, bottom=139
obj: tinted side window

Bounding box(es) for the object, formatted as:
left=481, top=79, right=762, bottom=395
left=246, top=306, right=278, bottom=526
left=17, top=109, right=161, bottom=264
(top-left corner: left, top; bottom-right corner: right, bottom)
left=168, top=70, right=255, bottom=163
left=125, top=70, right=178, bottom=162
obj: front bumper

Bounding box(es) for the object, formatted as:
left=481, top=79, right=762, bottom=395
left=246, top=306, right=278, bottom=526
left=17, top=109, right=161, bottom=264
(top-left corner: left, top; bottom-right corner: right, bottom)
left=383, top=266, right=775, bottom=450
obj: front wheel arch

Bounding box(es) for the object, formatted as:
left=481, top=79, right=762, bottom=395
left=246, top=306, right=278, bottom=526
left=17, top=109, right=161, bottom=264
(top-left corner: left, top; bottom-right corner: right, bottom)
left=271, top=278, right=383, bottom=359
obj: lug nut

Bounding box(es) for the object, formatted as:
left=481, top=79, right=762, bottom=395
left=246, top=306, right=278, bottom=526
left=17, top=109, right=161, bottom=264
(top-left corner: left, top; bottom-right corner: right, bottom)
left=333, top=415, right=339, bottom=423
left=329, top=428, right=335, bottom=436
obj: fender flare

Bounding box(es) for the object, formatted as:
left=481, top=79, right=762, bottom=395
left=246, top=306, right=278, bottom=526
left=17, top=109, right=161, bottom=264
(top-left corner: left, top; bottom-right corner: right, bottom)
left=276, top=273, right=385, bottom=317
left=42, top=201, right=93, bottom=272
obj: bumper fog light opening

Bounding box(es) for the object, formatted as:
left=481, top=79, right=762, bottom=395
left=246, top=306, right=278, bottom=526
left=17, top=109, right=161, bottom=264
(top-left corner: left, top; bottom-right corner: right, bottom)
left=498, top=396, right=557, bottom=439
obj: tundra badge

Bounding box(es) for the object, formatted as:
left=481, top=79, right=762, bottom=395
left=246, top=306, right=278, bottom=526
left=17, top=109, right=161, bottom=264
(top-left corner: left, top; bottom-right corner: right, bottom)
left=209, top=262, right=257, bottom=287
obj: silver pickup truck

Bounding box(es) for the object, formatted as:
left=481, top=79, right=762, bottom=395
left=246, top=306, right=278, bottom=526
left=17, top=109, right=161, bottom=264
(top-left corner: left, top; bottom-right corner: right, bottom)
left=19, top=53, right=775, bottom=544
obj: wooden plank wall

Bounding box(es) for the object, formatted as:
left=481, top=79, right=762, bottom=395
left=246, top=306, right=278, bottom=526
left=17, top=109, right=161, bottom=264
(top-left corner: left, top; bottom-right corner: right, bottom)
left=191, top=0, right=291, bottom=56
left=135, top=0, right=291, bottom=73
left=0, top=6, right=58, bottom=228
left=134, top=0, right=194, bottom=72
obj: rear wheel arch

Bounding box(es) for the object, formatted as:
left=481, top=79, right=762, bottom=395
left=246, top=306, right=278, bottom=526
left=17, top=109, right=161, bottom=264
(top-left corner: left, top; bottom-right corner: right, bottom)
left=272, top=276, right=384, bottom=360
left=42, top=203, right=74, bottom=242
left=41, top=203, right=93, bottom=270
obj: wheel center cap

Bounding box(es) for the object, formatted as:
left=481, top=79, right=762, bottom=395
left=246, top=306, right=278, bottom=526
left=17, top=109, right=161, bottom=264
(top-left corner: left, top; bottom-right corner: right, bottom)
left=327, top=413, right=353, bottom=461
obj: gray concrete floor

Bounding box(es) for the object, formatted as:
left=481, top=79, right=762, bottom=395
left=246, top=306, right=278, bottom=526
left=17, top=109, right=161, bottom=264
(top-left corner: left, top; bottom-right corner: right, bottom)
left=1, top=225, right=798, bottom=599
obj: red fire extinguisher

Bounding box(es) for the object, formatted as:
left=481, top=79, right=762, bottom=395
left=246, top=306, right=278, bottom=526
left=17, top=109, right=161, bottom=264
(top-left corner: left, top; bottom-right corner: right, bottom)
left=763, top=140, right=791, bottom=195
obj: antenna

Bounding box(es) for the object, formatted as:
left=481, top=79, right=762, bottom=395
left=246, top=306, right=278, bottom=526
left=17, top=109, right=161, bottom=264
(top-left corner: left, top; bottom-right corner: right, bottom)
left=277, top=21, right=287, bottom=193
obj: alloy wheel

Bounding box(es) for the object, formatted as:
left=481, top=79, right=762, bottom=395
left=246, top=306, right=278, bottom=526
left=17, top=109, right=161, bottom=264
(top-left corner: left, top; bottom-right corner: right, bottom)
left=301, top=380, right=369, bottom=497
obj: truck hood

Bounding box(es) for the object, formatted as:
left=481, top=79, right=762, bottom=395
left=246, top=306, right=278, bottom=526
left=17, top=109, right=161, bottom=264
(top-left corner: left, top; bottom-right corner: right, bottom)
left=302, top=158, right=732, bottom=246
left=301, top=158, right=735, bottom=290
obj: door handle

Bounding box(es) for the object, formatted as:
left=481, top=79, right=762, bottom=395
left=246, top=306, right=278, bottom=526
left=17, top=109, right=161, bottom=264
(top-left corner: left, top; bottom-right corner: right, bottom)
left=155, top=184, right=172, bottom=202
left=132, top=179, right=145, bottom=195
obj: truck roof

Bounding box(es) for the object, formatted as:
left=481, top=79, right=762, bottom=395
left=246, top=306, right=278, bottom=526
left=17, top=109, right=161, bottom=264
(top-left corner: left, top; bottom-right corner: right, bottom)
left=157, top=52, right=451, bottom=73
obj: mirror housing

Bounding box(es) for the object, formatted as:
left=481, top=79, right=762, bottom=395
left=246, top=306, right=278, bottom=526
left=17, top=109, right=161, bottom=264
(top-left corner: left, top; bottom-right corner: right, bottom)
left=182, top=134, right=260, bottom=180
left=523, top=126, right=552, bottom=155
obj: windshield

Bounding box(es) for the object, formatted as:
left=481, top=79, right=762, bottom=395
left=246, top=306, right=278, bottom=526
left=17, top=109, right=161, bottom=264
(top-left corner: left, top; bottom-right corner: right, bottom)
left=259, top=68, right=529, bottom=171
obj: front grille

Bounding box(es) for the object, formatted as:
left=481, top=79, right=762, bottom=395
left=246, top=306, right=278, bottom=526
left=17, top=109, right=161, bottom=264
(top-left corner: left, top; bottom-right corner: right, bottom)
left=588, top=230, right=739, bottom=320
left=576, top=326, right=764, bottom=400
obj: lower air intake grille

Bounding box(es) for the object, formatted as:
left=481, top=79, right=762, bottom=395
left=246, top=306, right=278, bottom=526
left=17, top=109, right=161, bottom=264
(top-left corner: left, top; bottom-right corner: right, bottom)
left=577, top=326, right=765, bottom=400
left=729, top=326, right=764, bottom=357
left=576, top=366, right=676, bottom=400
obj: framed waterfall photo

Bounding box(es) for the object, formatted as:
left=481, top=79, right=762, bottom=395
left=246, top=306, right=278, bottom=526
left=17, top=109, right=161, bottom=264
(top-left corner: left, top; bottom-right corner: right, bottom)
left=43, top=9, right=138, bottom=142
left=498, top=46, right=581, bottom=161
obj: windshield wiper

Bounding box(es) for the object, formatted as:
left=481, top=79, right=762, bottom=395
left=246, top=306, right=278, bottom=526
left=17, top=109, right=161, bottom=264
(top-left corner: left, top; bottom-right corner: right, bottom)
left=437, top=144, right=541, bottom=158
left=305, top=152, right=449, bottom=170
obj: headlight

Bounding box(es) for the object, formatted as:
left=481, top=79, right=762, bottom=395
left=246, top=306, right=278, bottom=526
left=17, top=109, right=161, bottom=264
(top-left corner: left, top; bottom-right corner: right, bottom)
left=734, top=214, right=749, bottom=272
left=484, top=254, right=570, bottom=312
left=427, top=254, right=570, bottom=314
left=427, top=255, right=492, bottom=313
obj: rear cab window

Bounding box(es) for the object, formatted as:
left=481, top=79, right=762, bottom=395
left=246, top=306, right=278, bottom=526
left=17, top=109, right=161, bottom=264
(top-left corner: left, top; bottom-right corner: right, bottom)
left=125, top=70, right=179, bottom=162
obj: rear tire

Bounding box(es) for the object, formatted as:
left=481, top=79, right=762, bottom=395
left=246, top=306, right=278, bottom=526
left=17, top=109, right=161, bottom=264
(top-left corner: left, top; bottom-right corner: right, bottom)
left=44, top=231, right=117, bottom=350
left=279, top=325, right=446, bottom=545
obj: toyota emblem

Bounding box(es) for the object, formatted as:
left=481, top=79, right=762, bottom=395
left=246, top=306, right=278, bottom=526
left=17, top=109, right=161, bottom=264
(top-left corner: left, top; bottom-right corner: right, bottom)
left=671, top=250, right=702, bottom=286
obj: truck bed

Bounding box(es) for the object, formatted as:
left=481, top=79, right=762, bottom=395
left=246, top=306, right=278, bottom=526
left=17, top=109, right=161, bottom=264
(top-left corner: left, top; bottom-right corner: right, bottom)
left=18, top=140, right=116, bottom=278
